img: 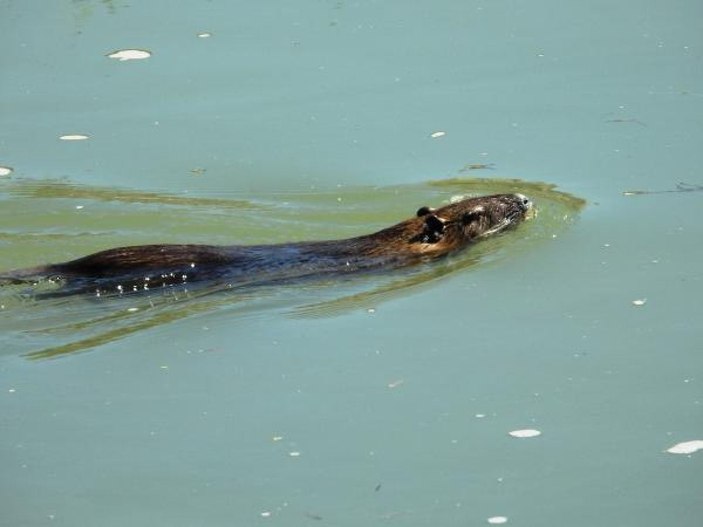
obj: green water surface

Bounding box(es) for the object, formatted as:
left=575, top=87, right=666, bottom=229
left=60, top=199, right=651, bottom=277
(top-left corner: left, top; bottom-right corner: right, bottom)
left=1, top=1, right=701, bottom=526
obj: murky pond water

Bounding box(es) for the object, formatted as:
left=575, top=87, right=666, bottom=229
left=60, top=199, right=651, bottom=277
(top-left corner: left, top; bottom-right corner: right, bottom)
left=1, top=1, right=702, bottom=526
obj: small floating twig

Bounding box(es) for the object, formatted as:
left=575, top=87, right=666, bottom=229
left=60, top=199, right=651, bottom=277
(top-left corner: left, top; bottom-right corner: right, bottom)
left=605, top=118, right=647, bottom=127
left=623, top=182, right=703, bottom=196
left=459, top=163, right=495, bottom=172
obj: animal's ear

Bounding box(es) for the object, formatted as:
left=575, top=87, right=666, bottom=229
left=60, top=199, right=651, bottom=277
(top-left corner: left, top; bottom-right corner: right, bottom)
left=424, top=214, right=446, bottom=234
left=461, top=206, right=485, bottom=225
left=416, top=206, right=434, bottom=217
left=409, top=213, right=447, bottom=244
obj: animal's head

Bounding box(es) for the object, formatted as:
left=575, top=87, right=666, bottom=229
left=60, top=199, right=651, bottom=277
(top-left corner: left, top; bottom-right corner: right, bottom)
left=412, top=193, right=532, bottom=250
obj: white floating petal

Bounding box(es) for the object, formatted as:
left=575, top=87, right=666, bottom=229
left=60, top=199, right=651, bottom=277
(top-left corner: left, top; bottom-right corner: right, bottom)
left=107, top=49, right=152, bottom=61
left=509, top=429, right=541, bottom=438
left=667, top=440, right=703, bottom=455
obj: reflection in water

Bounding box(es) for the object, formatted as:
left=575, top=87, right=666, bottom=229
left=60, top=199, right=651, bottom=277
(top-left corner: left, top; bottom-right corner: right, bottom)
left=0, top=178, right=585, bottom=359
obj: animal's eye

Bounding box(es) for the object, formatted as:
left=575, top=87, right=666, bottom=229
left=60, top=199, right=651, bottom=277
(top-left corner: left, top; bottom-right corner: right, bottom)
left=462, top=207, right=484, bottom=224
left=461, top=212, right=476, bottom=225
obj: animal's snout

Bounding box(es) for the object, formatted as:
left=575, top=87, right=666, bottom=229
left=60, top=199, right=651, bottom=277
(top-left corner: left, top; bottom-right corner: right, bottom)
left=515, top=193, right=532, bottom=212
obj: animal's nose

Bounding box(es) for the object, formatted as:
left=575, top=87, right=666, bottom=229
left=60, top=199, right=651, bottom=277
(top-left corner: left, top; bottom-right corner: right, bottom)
left=515, top=193, right=532, bottom=211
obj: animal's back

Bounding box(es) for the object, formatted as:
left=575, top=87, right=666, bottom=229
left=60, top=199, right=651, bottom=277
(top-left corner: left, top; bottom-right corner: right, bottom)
left=0, top=193, right=532, bottom=297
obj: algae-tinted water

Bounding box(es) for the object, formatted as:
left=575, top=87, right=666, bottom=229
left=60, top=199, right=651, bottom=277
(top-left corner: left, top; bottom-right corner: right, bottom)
left=0, top=178, right=583, bottom=359
left=1, top=2, right=701, bottom=527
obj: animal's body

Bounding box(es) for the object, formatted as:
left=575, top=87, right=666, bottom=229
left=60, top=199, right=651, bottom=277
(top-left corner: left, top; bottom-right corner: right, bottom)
left=1, top=193, right=531, bottom=296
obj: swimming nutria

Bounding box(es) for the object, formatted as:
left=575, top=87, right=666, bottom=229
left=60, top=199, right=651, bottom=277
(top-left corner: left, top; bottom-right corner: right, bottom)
left=1, top=193, right=531, bottom=297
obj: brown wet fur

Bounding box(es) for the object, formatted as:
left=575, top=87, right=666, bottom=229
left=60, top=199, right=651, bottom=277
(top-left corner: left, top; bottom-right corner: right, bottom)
left=1, top=193, right=532, bottom=296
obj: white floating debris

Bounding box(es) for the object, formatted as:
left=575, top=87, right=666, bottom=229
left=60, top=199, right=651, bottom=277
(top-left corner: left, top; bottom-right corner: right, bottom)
left=632, top=298, right=647, bottom=306
left=509, top=429, right=541, bottom=438
left=487, top=516, right=508, bottom=524
left=75, top=205, right=84, bottom=210
left=260, top=511, right=272, bottom=518
left=430, top=131, right=446, bottom=138
left=387, top=379, right=404, bottom=389
left=666, top=440, right=703, bottom=455
left=0, top=166, right=12, bottom=177
left=59, top=134, right=89, bottom=141
left=107, top=49, right=152, bottom=61
left=197, top=32, right=212, bottom=38
left=288, top=451, right=301, bottom=457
